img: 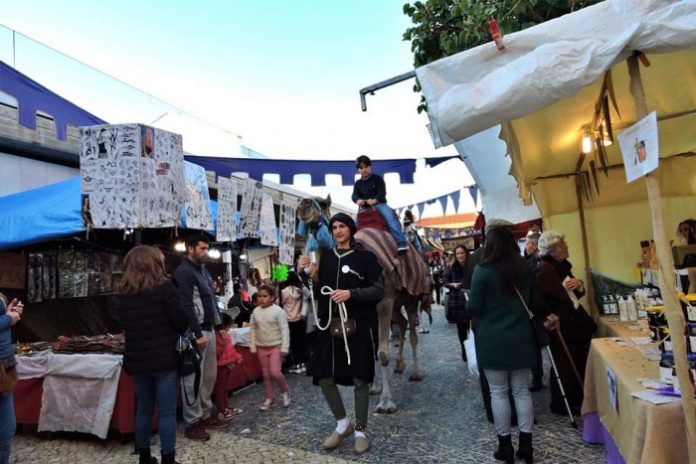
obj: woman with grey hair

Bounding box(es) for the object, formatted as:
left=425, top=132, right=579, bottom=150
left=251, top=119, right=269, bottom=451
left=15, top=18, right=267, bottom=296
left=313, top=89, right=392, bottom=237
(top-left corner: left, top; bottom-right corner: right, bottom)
left=534, top=231, right=596, bottom=416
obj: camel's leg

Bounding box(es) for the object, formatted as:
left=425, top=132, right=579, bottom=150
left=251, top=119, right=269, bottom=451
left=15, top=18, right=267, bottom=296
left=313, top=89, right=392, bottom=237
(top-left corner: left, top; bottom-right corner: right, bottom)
left=408, top=301, right=424, bottom=381
left=394, top=308, right=407, bottom=374
left=376, top=363, right=397, bottom=413
left=375, top=298, right=397, bottom=413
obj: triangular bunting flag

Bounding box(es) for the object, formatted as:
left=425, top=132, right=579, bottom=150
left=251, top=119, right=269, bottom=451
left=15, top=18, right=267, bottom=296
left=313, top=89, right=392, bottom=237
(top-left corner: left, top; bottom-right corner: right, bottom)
left=468, top=186, right=479, bottom=206
left=451, top=190, right=460, bottom=213
left=417, top=202, right=425, bottom=218
left=438, top=195, right=448, bottom=213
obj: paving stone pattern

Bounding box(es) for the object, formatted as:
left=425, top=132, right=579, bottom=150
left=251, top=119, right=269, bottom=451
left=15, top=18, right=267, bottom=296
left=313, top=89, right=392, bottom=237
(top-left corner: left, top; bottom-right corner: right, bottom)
left=11, top=305, right=605, bottom=463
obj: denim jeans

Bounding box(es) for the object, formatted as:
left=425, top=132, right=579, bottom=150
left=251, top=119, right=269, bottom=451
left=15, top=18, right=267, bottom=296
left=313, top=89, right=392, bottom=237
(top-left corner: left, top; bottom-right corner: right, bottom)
left=0, top=392, right=15, bottom=464
left=133, top=369, right=178, bottom=455
left=373, top=203, right=407, bottom=247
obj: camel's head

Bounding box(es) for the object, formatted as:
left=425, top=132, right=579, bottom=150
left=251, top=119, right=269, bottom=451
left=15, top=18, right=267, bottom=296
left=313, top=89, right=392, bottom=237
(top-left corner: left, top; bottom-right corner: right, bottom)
left=297, top=194, right=332, bottom=227
left=297, top=195, right=335, bottom=251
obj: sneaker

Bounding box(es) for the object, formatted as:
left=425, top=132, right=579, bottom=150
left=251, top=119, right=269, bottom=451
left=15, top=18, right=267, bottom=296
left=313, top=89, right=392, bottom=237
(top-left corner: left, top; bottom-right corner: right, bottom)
left=184, top=423, right=210, bottom=441
left=259, top=398, right=276, bottom=411
left=299, top=364, right=307, bottom=374
left=199, top=416, right=230, bottom=429
left=282, top=391, right=291, bottom=408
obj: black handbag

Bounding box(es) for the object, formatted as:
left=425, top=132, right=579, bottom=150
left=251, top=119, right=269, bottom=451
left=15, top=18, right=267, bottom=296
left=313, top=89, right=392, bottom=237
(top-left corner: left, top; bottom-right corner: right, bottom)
left=177, top=330, right=202, bottom=406
left=514, top=286, right=550, bottom=348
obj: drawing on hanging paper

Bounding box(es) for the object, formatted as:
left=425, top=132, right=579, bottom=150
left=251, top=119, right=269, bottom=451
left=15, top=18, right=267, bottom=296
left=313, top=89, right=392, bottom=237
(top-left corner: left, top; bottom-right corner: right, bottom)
left=238, top=177, right=263, bottom=238
left=216, top=177, right=238, bottom=242
left=184, top=161, right=214, bottom=230
left=278, top=200, right=297, bottom=265
left=259, top=193, right=278, bottom=247
left=80, top=124, right=186, bottom=229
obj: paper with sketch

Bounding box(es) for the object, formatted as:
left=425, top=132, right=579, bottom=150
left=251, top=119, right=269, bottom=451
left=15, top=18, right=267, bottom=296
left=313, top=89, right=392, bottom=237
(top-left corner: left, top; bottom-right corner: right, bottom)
left=618, top=111, right=659, bottom=183
left=259, top=193, right=278, bottom=246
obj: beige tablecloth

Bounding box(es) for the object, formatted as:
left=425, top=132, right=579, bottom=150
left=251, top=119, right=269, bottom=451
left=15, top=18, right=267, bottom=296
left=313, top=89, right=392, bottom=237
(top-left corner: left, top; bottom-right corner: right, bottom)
left=582, top=338, right=689, bottom=464
left=596, top=316, right=649, bottom=339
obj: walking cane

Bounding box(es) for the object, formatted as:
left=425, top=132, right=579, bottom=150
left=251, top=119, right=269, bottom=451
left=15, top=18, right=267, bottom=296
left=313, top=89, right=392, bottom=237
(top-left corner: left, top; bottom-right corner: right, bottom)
left=544, top=344, right=579, bottom=429
left=554, top=325, right=584, bottom=389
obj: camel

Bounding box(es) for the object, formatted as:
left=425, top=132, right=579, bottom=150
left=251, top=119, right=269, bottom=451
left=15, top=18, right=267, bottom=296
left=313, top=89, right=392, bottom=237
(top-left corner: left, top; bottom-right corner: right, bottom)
left=297, top=195, right=430, bottom=413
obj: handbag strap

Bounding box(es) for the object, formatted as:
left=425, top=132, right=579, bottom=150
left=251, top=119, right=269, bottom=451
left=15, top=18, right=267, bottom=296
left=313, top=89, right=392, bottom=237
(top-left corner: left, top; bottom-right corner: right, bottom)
left=513, top=285, right=534, bottom=320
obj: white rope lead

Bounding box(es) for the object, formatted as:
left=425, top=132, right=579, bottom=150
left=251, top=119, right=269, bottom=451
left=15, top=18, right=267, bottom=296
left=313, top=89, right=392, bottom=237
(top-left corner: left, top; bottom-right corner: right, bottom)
left=320, top=285, right=352, bottom=365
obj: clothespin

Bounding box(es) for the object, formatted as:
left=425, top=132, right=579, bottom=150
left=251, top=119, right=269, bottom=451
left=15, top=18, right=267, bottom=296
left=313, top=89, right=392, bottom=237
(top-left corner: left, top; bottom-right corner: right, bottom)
left=488, top=18, right=505, bottom=51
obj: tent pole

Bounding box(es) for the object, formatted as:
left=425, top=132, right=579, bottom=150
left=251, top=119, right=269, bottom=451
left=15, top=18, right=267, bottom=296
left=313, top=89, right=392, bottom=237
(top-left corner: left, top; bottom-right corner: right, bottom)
left=575, top=175, right=596, bottom=317
left=627, top=54, right=696, bottom=463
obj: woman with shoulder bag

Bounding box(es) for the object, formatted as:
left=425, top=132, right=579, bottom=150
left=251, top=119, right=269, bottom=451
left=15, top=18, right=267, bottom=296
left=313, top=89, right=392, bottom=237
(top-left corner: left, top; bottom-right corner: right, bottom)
left=445, top=245, right=470, bottom=362
left=117, top=246, right=188, bottom=464
left=298, top=213, right=384, bottom=455
left=467, top=227, right=557, bottom=464
left=0, top=293, right=23, bottom=464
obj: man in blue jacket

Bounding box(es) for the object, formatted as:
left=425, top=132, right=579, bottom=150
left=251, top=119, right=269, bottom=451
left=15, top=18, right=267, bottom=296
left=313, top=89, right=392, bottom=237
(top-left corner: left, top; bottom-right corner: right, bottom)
left=352, top=155, right=408, bottom=253
left=173, top=235, right=228, bottom=441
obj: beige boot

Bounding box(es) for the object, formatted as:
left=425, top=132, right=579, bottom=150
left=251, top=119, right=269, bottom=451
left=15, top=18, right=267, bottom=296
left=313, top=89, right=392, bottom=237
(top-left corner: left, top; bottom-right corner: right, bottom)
left=354, top=435, right=369, bottom=454
left=322, top=422, right=354, bottom=450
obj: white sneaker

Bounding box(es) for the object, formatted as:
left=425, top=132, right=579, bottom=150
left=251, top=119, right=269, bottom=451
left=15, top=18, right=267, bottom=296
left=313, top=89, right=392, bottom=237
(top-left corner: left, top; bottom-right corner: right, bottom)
left=299, top=364, right=307, bottom=374
left=282, top=391, right=291, bottom=408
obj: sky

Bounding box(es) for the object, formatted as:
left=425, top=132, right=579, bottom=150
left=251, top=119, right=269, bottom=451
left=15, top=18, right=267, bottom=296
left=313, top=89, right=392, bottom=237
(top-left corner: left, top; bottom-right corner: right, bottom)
left=0, top=0, right=474, bottom=215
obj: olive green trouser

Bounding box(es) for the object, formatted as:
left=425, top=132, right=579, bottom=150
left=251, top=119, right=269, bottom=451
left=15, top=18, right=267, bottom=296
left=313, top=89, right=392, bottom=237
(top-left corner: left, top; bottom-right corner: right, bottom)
left=318, top=377, right=369, bottom=427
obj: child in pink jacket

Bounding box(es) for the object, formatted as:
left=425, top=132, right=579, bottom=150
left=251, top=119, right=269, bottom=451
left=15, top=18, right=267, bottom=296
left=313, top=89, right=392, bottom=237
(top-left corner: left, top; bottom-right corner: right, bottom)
left=214, top=313, right=243, bottom=420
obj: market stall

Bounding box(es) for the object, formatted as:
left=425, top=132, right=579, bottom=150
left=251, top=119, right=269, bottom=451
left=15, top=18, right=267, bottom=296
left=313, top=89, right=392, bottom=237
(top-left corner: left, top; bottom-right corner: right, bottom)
left=414, top=1, right=696, bottom=462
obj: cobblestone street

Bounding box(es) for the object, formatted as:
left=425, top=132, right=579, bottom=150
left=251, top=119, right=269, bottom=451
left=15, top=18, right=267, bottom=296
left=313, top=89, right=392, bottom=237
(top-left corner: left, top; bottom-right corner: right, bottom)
left=11, top=305, right=605, bottom=463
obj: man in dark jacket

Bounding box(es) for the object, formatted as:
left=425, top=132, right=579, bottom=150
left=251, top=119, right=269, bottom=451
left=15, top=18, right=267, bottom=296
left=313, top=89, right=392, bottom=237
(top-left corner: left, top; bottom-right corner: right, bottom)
left=173, top=235, right=227, bottom=441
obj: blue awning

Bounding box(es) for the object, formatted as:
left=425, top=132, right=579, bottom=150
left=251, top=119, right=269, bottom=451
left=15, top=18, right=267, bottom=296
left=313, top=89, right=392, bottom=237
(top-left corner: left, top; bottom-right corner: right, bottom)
left=0, top=177, right=223, bottom=250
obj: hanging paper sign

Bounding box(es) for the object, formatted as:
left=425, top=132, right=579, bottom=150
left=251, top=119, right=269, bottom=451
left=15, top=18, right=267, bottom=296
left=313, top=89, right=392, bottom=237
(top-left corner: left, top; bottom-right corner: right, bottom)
left=140, top=128, right=186, bottom=228
left=259, top=193, right=278, bottom=246
left=184, top=161, right=214, bottom=230
left=278, top=200, right=297, bottom=265
left=79, top=124, right=186, bottom=229
left=618, top=111, right=659, bottom=183
left=216, top=177, right=238, bottom=241
left=239, top=178, right=264, bottom=238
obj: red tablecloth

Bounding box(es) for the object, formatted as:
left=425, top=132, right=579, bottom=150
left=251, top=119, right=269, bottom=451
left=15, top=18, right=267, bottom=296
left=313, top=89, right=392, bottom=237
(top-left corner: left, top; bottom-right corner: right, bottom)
left=225, top=346, right=262, bottom=391
left=14, top=346, right=261, bottom=433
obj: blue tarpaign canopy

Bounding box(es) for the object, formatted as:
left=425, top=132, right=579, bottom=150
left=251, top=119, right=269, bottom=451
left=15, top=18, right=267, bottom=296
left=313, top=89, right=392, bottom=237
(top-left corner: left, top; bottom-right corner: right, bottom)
left=0, top=177, right=225, bottom=250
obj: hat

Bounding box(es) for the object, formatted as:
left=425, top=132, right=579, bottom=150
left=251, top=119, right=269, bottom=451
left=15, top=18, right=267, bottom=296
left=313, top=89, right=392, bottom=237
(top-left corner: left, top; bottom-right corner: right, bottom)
left=329, top=213, right=357, bottom=236
left=484, top=218, right=514, bottom=235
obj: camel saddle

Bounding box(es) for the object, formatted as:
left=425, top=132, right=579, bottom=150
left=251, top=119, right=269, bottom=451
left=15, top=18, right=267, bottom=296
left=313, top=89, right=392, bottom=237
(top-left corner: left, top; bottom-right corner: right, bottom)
left=355, top=211, right=430, bottom=298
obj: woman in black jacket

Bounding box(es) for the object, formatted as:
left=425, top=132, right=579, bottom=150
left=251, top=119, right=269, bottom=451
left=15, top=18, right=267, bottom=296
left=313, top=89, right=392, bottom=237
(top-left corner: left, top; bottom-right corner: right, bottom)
left=117, top=246, right=188, bottom=464
left=444, top=245, right=469, bottom=361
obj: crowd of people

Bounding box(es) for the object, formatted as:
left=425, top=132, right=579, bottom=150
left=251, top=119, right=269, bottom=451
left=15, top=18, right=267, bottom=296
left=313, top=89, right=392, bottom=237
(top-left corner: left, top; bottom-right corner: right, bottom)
left=0, top=212, right=602, bottom=464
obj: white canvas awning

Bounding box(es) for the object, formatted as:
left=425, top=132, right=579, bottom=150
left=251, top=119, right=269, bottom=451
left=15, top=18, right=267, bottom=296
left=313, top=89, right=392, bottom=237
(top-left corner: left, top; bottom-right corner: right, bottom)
left=417, top=0, right=696, bottom=148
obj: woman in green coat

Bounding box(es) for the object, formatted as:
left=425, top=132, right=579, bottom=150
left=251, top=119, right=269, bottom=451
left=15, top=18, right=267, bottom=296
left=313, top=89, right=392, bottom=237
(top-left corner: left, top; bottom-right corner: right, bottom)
left=467, top=227, right=555, bottom=464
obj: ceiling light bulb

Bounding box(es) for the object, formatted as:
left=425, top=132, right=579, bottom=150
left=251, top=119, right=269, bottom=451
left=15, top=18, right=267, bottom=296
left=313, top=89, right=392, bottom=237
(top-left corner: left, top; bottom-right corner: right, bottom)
left=174, top=241, right=186, bottom=252
left=582, top=135, right=593, bottom=154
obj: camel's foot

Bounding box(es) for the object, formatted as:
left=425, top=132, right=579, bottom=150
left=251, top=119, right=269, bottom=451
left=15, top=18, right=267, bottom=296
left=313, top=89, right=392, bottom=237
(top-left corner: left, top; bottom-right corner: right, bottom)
left=375, top=399, right=398, bottom=414
left=369, top=383, right=382, bottom=396
left=394, top=360, right=406, bottom=374
left=408, top=373, right=424, bottom=381
left=378, top=351, right=389, bottom=367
